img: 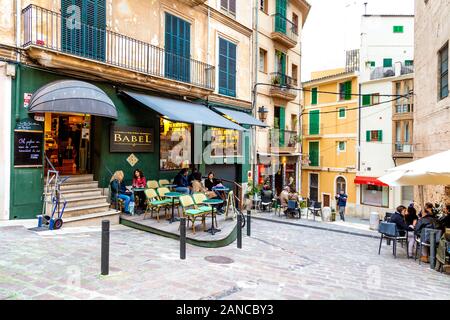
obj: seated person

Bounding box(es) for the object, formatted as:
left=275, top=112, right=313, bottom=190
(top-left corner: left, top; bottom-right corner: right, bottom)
left=110, top=170, right=133, bottom=214
left=437, top=203, right=450, bottom=232
left=191, top=172, right=216, bottom=199
left=132, top=169, right=146, bottom=189
left=390, top=205, right=414, bottom=236
left=260, top=184, right=273, bottom=211
left=405, top=204, right=419, bottom=258
left=279, top=186, right=291, bottom=212
left=173, top=168, right=191, bottom=194
left=415, top=202, right=437, bottom=263
left=436, top=228, right=450, bottom=273
left=204, top=172, right=218, bottom=191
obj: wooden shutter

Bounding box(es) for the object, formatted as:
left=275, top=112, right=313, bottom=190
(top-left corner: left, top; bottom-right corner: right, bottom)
left=165, top=13, right=191, bottom=83
left=366, top=130, right=371, bottom=142
left=309, top=110, right=320, bottom=135
left=309, top=142, right=319, bottom=166
left=61, top=0, right=83, bottom=55
left=345, top=81, right=352, bottom=100
left=219, top=38, right=236, bottom=97
left=378, top=130, right=383, bottom=142
left=383, top=58, right=393, bottom=68
left=362, top=94, right=371, bottom=106
left=311, top=88, right=318, bottom=105
left=279, top=107, right=285, bottom=147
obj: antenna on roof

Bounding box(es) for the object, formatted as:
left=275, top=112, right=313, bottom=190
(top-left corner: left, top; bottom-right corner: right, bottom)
left=364, top=2, right=368, bottom=15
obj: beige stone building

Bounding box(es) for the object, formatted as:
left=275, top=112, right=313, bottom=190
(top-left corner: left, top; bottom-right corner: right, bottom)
left=414, top=0, right=450, bottom=205
left=253, top=0, right=310, bottom=195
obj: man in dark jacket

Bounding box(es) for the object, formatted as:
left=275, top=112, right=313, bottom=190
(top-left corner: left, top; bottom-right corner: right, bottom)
left=415, top=202, right=437, bottom=263
left=174, top=168, right=191, bottom=194
left=390, top=205, right=413, bottom=236
left=335, top=190, right=348, bottom=222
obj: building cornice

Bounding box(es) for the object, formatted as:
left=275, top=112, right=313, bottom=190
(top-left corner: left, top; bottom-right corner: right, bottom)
left=302, top=71, right=357, bottom=87
left=290, top=0, right=311, bottom=26
left=198, top=5, right=253, bottom=37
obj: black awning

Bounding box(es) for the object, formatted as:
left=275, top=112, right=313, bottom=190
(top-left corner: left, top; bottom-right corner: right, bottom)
left=28, top=80, right=118, bottom=119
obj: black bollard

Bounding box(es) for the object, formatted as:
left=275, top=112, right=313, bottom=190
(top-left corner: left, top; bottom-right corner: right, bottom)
left=247, top=210, right=251, bottom=237
left=180, top=217, right=186, bottom=260
left=237, top=214, right=242, bottom=249
left=101, top=220, right=110, bottom=276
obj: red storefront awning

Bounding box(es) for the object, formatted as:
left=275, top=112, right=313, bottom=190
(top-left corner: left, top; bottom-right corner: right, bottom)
left=354, top=176, right=389, bottom=187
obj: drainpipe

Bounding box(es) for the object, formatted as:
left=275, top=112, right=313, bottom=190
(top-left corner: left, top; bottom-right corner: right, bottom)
left=252, top=0, right=259, bottom=189
left=358, top=83, right=362, bottom=171
left=15, top=0, right=21, bottom=121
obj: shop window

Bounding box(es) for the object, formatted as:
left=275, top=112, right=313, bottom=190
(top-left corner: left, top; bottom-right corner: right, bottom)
left=209, top=128, right=242, bottom=157
left=160, top=119, right=191, bottom=171
left=361, top=185, right=389, bottom=207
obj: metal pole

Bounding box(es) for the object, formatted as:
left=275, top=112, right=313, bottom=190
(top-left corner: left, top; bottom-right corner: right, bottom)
left=101, top=220, right=110, bottom=275
left=180, top=217, right=186, bottom=260
left=237, top=214, right=242, bottom=249
left=429, top=230, right=436, bottom=270
left=247, top=210, right=251, bottom=237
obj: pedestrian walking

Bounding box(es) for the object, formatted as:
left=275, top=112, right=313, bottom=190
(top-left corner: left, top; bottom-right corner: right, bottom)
left=335, top=190, right=348, bottom=222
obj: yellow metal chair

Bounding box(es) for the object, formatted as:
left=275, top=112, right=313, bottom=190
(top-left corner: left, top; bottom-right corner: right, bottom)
left=192, top=192, right=217, bottom=227
left=179, top=195, right=207, bottom=234
left=147, top=180, right=159, bottom=189
left=157, top=187, right=181, bottom=217
left=158, top=179, right=170, bottom=186
left=143, top=189, right=171, bottom=222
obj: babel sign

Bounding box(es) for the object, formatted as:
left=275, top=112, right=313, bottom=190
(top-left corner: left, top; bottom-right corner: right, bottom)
left=110, top=125, right=154, bottom=153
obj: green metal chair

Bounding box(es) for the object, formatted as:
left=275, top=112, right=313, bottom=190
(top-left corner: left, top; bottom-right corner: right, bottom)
left=143, top=189, right=171, bottom=222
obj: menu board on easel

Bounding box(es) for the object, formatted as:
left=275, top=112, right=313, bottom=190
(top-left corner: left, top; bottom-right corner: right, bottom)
left=14, top=119, right=44, bottom=168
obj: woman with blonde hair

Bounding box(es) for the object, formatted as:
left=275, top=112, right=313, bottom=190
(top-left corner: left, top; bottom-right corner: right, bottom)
left=110, top=170, right=132, bottom=214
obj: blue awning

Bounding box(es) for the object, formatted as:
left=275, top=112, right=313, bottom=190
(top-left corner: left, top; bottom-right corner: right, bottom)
left=212, top=106, right=268, bottom=127
left=121, top=91, right=245, bottom=131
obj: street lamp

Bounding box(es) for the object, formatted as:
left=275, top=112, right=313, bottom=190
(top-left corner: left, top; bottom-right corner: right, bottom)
left=258, top=106, right=268, bottom=122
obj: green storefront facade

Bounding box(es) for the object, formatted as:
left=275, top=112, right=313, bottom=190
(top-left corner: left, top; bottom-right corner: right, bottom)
left=10, top=64, right=251, bottom=220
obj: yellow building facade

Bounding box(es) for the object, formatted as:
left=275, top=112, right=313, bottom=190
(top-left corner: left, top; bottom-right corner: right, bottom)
left=301, top=70, right=359, bottom=214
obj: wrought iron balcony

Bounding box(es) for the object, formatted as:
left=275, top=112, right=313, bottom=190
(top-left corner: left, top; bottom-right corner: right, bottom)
left=394, top=143, right=414, bottom=154
left=271, top=14, right=298, bottom=48
left=269, top=72, right=298, bottom=100
left=395, top=103, right=414, bottom=114
left=370, top=63, right=414, bottom=80
left=22, top=5, right=215, bottom=90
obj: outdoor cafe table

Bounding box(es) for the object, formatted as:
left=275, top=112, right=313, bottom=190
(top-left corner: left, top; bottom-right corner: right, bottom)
left=132, top=187, right=146, bottom=214
left=165, top=192, right=182, bottom=223
left=202, top=198, right=223, bottom=235
left=162, top=183, right=177, bottom=190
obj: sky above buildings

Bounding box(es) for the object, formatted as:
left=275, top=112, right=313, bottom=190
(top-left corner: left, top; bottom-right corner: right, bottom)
left=301, top=0, right=415, bottom=81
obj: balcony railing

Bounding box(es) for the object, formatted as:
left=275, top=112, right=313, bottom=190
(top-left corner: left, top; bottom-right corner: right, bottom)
left=394, top=143, right=414, bottom=153
left=269, top=72, right=298, bottom=100
left=395, top=103, right=414, bottom=114
left=370, top=63, right=414, bottom=80
left=271, top=14, right=298, bottom=45
left=269, top=129, right=298, bottom=149
left=22, top=5, right=215, bottom=90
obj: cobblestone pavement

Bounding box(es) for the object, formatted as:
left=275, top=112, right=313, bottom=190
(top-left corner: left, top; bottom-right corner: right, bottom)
left=0, top=220, right=449, bottom=300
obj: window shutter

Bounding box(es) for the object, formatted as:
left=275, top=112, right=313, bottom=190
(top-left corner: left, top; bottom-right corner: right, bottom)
left=383, top=58, right=393, bottom=68
left=309, top=110, right=320, bottom=135
left=362, top=94, right=371, bottom=106
left=219, top=38, right=236, bottom=97
left=279, top=107, right=286, bottom=147
left=311, top=88, right=318, bottom=105
left=366, top=131, right=371, bottom=142
left=309, top=142, right=319, bottom=166
left=378, top=130, right=383, bottom=142
left=345, top=81, right=352, bottom=100
left=339, top=108, right=346, bottom=118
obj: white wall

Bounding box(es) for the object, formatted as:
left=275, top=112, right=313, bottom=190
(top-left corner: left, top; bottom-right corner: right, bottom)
left=360, top=15, right=414, bottom=82
left=0, top=63, right=12, bottom=221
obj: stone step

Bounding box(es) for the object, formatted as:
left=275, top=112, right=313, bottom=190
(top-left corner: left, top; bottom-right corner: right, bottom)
left=59, top=181, right=99, bottom=191
left=45, top=188, right=103, bottom=199
left=45, top=174, right=94, bottom=184
left=63, top=210, right=120, bottom=228
left=61, top=203, right=111, bottom=218
left=45, top=195, right=109, bottom=214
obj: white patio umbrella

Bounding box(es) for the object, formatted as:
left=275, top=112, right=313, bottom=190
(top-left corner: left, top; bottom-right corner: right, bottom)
left=378, top=150, right=450, bottom=186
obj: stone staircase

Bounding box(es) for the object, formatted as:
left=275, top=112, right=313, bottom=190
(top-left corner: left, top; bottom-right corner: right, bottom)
left=44, top=174, right=120, bottom=228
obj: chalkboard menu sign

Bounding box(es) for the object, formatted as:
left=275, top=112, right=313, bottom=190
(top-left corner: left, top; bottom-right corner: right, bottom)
left=14, top=119, right=43, bottom=167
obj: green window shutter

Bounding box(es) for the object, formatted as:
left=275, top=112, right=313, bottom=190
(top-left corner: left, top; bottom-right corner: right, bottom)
left=309, top=110, right=320, bottom=135
left=370, top=61, right=376, bottom=67
left=366, top=130, right=371, bottom=142
left=218, top=38, right=236, bottom=97
left=378, top=130, right=383, bottom=142
left=344, top=81, right=352, bottom=100
left=383, top=58, right=393, bottom=68
left=405, top=60, right=413, bottom=66
left=165, top=13, right=191, bottom=83
left=362, top=94, right=371, bottom=106
left=309, top=142, right=319, bottom=166
left=311, top=88, right=318, bottom=105
left=393, top=26, right=404, bottom=33
left=279, top=107, right=286, bottom=147
left=338, top=108, right=346, bottom=118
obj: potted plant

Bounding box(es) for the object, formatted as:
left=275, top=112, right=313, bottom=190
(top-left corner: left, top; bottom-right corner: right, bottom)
left=300, top=200, right=308, bottom=217
left=245, top=182, right=261, bottom=210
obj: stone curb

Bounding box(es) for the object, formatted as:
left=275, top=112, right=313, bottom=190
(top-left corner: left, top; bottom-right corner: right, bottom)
left=252, top=216, right=380, bottom=239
